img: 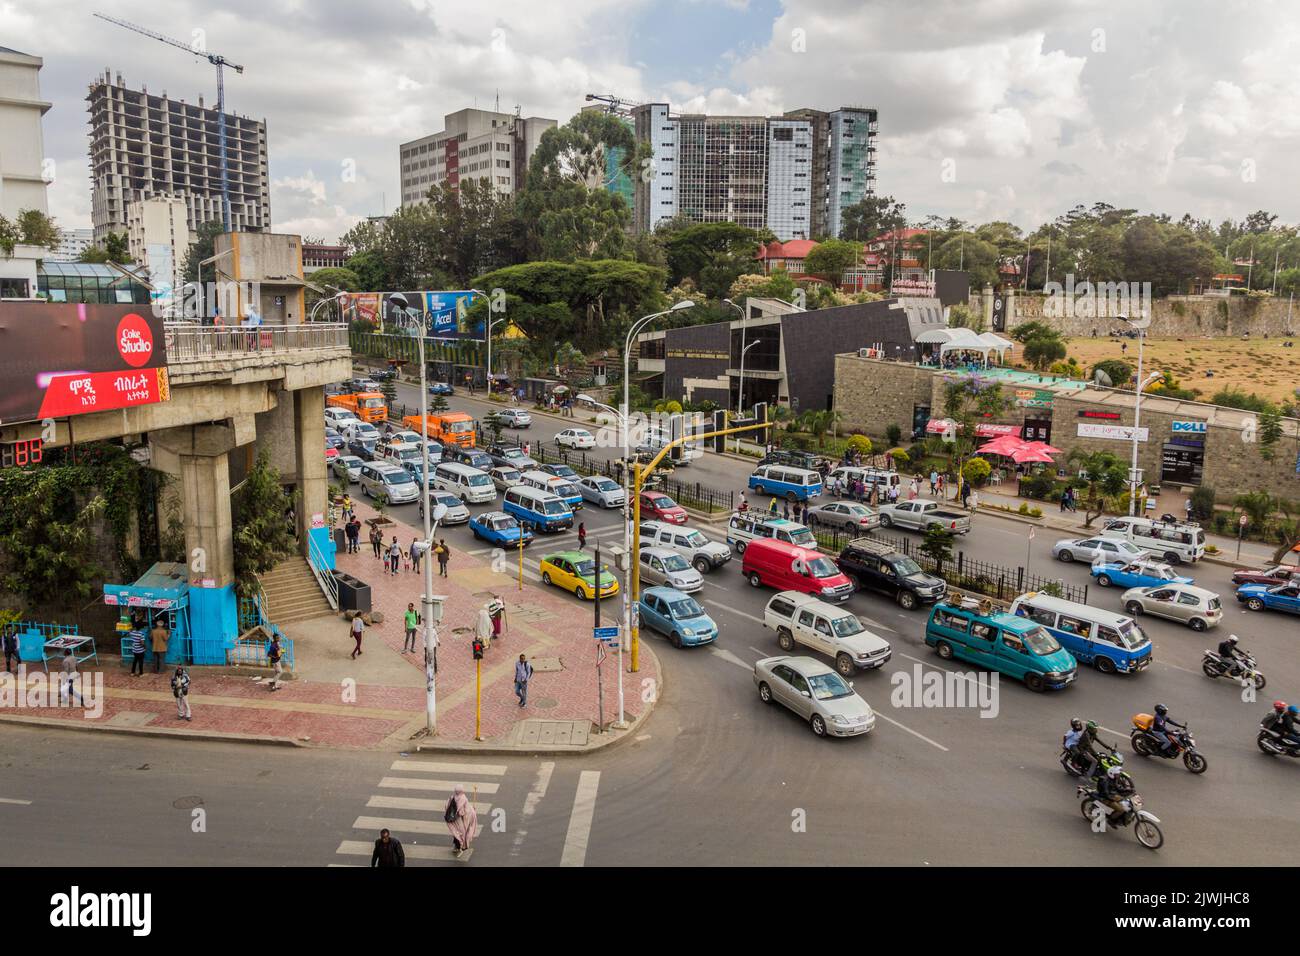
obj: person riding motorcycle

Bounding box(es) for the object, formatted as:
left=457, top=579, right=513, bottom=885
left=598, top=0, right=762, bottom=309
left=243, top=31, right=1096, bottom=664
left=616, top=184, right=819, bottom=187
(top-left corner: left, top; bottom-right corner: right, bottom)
left=1093, top=764, right=1128, bottom=823
left=1216, top=634, right=1249, bottom=677
left=1150, top=703, right=1187, bottom=754
left=1078, top=720, right=1118, bottom=778
left=1063, top=717, right=1084, bottom=753
left=1263, top=700, right=1288, bottom=733
left=1283, top=704, right=1300, bottom=748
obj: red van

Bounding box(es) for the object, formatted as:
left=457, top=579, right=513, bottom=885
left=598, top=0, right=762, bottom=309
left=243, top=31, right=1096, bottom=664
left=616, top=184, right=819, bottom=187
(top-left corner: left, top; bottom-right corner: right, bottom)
left=742, top=538, right=854, bottom=603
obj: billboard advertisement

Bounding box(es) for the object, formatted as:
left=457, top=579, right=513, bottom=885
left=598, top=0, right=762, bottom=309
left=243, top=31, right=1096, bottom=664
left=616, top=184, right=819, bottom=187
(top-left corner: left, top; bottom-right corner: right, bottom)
left=380, top=290, right=485, bottom=340
left=0, top=303, right=171, bottom=425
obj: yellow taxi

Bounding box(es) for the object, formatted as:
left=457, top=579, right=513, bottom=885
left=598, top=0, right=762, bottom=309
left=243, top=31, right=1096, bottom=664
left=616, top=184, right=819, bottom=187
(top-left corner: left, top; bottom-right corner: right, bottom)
left=539, top=550, right=620, bottom=601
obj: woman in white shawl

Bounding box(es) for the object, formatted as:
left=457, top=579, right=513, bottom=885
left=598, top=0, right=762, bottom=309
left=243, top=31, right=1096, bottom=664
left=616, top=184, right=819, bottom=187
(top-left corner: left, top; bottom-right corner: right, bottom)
left=475, top=605, right=493, bottom=651
left=446, top=783, right=478, bottom=857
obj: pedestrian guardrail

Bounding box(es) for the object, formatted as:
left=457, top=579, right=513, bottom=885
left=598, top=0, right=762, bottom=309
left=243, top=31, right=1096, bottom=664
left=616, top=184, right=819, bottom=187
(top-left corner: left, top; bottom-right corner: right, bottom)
left=164, top=322, right=348, bottom=363
left=307, top=534, right=339, bottom=612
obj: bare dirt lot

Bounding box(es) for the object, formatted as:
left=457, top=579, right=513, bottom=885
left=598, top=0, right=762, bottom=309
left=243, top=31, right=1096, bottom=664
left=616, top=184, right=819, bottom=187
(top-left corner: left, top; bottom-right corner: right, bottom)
left=1023, top=336, right=1300, bottom=405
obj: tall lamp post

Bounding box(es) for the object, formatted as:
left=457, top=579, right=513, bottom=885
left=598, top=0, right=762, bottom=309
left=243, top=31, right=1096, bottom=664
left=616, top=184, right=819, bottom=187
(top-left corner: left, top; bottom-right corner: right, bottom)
left=389, top=292, right=447, bottom=735
left=469, top=288, right=507, bottom=393
left=1120, top=312, right=1154, bottom=517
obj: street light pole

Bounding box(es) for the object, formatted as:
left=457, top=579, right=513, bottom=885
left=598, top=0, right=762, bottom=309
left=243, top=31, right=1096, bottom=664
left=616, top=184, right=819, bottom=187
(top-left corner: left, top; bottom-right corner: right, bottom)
left=1122, top=313, right=1153, bottom=517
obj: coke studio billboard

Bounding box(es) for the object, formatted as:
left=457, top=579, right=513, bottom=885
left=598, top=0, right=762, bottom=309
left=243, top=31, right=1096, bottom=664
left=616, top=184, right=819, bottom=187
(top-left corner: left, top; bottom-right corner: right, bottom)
left=0, top=303, right=170, bottom=425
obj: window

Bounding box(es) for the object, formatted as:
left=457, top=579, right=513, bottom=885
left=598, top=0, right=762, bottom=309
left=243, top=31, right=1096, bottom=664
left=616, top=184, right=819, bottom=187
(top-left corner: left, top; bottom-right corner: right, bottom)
left=971, top=622, right=996, bottom=640
left=1056, top=614, right=1091, bottom=636
left=936, top=611, right=968, bottom=632
left=1027, top=607, right=1057, bottom=628
left=1175, top=592, right=1200, bottom=606
left=814, top=617, right=833, bottom=636
left=798, top=610, right=816, bottom=628
left=769, top=597, right=797, bottom=618
left=1001, top=634, right=1025, bottom=653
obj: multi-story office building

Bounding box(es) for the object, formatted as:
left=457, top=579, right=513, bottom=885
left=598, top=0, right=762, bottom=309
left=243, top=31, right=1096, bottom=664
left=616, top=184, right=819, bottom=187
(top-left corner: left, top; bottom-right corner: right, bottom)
left=87, top=70, right=270, bottom=244
left=399, top=108, right=557, bottom=207
left=0, top=46, right=51, bottom=298
left=125, top=196, right=190, bottom=311
left=632, top=103, right=877, bottom=240
left=50, top=228, right=94, bottom=261
left=302, top=242, right=347, bottom=273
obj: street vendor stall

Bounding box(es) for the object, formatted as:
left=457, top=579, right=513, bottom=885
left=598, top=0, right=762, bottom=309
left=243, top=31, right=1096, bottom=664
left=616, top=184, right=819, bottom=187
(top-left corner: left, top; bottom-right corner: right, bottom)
left=103, top=562, right=201, bottom=665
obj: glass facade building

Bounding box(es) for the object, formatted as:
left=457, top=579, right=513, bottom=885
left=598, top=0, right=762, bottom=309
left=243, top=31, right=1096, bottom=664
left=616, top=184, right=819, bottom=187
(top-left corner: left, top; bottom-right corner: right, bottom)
left=37, top=262, right=150, bottom=305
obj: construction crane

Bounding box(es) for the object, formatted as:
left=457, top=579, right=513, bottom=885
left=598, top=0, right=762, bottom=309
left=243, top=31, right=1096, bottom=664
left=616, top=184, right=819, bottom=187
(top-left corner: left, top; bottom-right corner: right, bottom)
left=94, top=12, right=245, bottom=233
left=584, top=93, right=642, bottom=117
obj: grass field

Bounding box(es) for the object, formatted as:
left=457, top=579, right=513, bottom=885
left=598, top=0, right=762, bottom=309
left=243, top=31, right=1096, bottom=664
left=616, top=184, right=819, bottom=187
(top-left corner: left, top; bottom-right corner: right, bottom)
left=1015, top=337, right=1300, bottom=406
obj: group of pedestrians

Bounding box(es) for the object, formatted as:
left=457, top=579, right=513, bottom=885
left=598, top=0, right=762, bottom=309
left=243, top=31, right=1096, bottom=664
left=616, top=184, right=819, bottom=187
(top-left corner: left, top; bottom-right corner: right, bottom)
left=371, top=781, right=480, bottom=865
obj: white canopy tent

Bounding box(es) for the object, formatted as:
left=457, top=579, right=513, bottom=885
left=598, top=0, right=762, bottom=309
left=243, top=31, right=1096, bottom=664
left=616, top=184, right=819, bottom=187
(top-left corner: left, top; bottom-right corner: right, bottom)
left=915, top=327, right=1010, bottom=365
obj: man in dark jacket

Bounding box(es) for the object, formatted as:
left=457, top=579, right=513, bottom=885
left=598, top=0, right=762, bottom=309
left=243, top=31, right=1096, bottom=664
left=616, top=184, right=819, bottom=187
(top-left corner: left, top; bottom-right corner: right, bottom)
left=371, top=828, right=405, bottom=867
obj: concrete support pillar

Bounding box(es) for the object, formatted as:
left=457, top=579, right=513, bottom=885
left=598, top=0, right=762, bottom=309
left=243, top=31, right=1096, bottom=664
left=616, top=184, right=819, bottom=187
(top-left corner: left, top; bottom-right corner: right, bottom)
left=982, top=284, right=994, bottom=329
left=294, top=385, right=330, bottom=559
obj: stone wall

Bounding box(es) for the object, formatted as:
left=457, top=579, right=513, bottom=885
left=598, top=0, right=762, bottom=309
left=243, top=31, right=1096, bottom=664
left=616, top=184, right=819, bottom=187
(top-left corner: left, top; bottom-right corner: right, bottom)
left=833, top=355, right=935, bottom=438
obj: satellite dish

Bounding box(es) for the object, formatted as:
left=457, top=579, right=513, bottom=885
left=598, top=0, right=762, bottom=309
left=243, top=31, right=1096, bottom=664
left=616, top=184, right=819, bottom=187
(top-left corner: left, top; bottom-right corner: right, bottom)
left=1093, top=368, right=1113, bottom=387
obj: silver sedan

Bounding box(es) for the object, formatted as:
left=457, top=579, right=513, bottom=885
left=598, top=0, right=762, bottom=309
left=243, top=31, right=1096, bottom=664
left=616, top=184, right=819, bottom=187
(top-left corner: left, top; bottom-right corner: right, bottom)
left=1052, top=536, right=1154, bottom=564
left=578, top=475, right=626, bottom=508
left=806, top=501, right=881, bottom=533
left=753, top=655, right=876, bottom=738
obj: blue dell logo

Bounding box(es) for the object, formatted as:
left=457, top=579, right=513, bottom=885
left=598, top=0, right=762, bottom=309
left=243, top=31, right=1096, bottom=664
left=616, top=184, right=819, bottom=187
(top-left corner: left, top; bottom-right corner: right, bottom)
left=1171, top=421, right=1207, bottom=434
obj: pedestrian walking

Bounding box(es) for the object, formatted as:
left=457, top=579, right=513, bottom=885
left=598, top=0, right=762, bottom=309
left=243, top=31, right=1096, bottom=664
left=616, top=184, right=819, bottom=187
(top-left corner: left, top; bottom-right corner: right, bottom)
left=342, top=494, right=353, bottom=521
left=768, top=496, right=779, bottom=515
left=129, top=628, right=146, bottom=676
left=738, top=491, right=749, bottom=512
left=970, top=489, right=980, bottom=512
left=475, top=604, right=493, bottom=653
left=782, top=499, right=790, bottom=520
left=436, top=539, right=450, bottom=578
left=370, top=526, right=382, bottom=559
left=937, top=474, right=945, bottom=498
left=267, top=634, right=284, bottom=691
left=577, top=522, right=587, bottom=550
left=371, top=829, right=405, bottom=868
left=908, top=478, right=919, bottom=500
left=488, top=596, right=506, bottom=643
left=350, top=614, right=365, bottom=659
left=60, top=649, right=84, bottom=707
left=388, top=536, right=401, bottom=575
left=444, top=784, right=478, bottom=858
left=171, top=665, right=192, bottom=720
left=2, top=625, right=18, bottom=674
left=401, top=546, right=411, bottom=573
left=960, top=480, right=971, bottom=508
left=403, top=603, right=420, bottom=654
left=1185, top=497, right=1194, bottom=523
left=514, top=653, right=533, bottom=707
left=150, top=616, right=169, bottom=673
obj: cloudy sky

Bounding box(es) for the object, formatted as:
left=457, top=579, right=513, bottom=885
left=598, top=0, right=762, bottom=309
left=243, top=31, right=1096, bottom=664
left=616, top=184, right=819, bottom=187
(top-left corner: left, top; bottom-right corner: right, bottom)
left=6, top=0, right=1298, bottom=240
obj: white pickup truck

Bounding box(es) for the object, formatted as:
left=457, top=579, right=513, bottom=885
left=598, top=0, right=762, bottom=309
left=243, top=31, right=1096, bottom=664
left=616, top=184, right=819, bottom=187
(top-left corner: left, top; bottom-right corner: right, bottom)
left=762, top=590, right=892, bottom=677
left=878, top=498, right=972, bottom=534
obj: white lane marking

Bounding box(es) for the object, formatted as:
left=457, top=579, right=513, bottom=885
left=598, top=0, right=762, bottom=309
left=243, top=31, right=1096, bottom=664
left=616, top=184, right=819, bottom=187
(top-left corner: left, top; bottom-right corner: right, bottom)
left=560, top=771, right=601, bottom=867
left=709, top=646, right=754, bottom=671
left=747, top=645, right=769, bottom=657
left=710, top=602, right=765, bottom=625
left=390, top=760, right=507, bottom=775
left=0, top=798, right=32, bottom=806
left=377, top=777, right=500, bottom=794
left=335, top=839, right=471, bottom=862
left=897, top=652, right=986, bottom=690
left=873, top=712, right=950, bottom=752
left=367, top=795, right=492, bottom=813
left=354, top=814, right=478, bottom=836
left=512, top=760, right=555, bottom=857
left=1099, top=726, right=1127, bottom=738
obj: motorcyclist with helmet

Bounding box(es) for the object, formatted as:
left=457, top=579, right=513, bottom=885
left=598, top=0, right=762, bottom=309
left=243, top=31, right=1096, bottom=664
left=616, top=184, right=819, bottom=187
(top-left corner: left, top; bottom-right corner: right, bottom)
left=1283, top=704, right=1300, bottom=748
left=1078, top=719, right=1118, bottom=778
left=1093, top=764, right=1128, bottom=824
left=1063, top=717, right=1084, bottom=751
left=1216, top=634, right=1250, bottom=677
left=1150, top=703, right=1186, bottom=754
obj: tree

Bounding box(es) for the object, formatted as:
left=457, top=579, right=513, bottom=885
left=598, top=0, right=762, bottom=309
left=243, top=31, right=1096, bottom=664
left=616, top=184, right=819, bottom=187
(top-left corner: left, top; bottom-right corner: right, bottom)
left=305, top=266, right=361, bottom=319
left=231, top=450, right=298, bottom=596
left=0, top=208, right=60, bottom=255
left=1022, top=332, right=1067, bottom=371
left=961, top=457, right=992, bottom=487
left=941, top=377, right=1011, bottom=467
left=920, top=526, right=955, bottom=573
left=1066, top=449, right=1129, bottom=527
left=845, top=434, right=873, bottom=458
left=947, top=302, right=985, bottom=332
left=1090, top=359, right=1133, bottom=387
left=839, top=195, right=907, bottom=242
left=662, top=222, right=766, bottom=289
left=803, top=239, right=863, bottom=289
left=1258, top=409, right=1283, bottom=459
left=0, top=467, right=106, bottom=605
left=340, top=219, right=383, bottom=257
left=101, top=231, right=133, bottom=264
left=182, top=220, right=226, bottom=286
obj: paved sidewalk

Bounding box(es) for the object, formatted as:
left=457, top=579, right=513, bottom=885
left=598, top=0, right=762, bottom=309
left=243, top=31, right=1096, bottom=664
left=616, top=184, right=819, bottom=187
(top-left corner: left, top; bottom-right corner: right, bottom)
left=0, top=500, right=660, bottom=750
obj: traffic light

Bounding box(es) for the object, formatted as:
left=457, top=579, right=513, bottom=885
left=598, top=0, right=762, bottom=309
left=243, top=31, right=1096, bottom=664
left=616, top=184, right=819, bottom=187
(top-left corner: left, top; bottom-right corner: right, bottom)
left=472, top=639, right=485, bottom=660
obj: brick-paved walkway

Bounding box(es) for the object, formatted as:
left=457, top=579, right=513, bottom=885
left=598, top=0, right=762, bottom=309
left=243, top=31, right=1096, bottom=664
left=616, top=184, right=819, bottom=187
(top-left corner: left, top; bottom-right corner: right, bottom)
left=1, top=499, right=660, bottom=749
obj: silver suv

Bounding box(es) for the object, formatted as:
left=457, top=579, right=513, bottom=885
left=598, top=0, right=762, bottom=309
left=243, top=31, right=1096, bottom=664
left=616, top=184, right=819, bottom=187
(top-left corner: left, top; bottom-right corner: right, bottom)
left=640, top=520, right=731, bottom=573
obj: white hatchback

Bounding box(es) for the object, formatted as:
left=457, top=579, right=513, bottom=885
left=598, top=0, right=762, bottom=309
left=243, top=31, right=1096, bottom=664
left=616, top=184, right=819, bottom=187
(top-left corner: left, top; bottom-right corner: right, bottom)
left=556, top=428, right=596, bottom=449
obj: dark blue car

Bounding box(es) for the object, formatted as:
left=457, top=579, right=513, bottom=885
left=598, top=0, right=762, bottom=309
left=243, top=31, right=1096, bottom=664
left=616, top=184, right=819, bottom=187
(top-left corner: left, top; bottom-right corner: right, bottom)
left=470, top=511, right=535, bottom=548
left=428, top=382, right=454, bottom=395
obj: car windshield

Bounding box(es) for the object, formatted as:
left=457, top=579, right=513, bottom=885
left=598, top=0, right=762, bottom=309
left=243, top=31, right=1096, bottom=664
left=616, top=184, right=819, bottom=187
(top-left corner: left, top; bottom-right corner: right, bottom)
left=553, top=467, right=576, bottom=478
left=468, top=474, right=492, bottom=486
left=1020, top=625, right=1062, bottom=655
left=448, top=421, right=472, bottom=433
left=1208, top=597, right=1222, bottom=610
left=543, top=500, right=568, bottom=515
left=831, top=615, right=865, bottom=637
left=807, top=556, right=840, bottom=578
left=505, top=448, right=526, bottom=458
left=893, top=557, right=923, bottom=576
left=384, top=472, right=411, bottom=485
left=668, top=598, right=703, bottom=619
left=1117, top=621, right=1148, bottom=648
left=661, top=554, right=690, bottom=572
left=499, top=469, right=519, bottom=480
left=397, top=449, right=420, bottom=460
left=649, top=496, right=673, bottom=509
left=594, top=478, right=618, bottom=491
left=808, top=672, right=854, bottom=701
left=574, top=560, right=607, bottom=579
left=362, top=398, right=384, bottom=408
left=684, top=530, right=708, bottom=547
left=435, top=494, right=458, bottom=506
left=786, top=528, right=816, bottom=547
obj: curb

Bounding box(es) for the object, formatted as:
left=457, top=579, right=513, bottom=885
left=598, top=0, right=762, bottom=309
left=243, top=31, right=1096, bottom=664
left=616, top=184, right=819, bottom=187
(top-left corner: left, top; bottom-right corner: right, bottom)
left=0, top=713, right=307, bottom=747
left=411, top=642, right=664, bottom=757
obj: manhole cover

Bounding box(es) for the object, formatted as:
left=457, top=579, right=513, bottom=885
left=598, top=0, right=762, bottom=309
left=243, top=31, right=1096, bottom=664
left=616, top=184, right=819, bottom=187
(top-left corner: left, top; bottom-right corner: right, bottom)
left=531, top=697, right=559, bottom=710
left=172, top=795, right=204, bottom=810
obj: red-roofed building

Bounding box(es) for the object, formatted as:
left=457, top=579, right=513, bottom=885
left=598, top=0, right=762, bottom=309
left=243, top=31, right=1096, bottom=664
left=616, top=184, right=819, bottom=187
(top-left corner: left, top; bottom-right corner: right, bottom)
left=755, top=239, right=819, bottom=276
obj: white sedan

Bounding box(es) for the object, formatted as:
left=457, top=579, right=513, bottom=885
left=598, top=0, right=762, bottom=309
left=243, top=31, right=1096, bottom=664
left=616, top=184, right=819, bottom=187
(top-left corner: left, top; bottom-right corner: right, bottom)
left=1052, top=536, right=1155, bottom=564
left=556, top=428, right=596, bottom=450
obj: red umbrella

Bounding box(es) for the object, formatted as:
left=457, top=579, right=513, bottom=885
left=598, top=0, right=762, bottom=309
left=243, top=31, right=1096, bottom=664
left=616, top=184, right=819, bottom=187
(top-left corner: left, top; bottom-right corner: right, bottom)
left=976, top=435, right=1028, bottom=458
left=1023, top=440, right=1063, bottom=455
left=1010, top=444, right=1058, bottom=464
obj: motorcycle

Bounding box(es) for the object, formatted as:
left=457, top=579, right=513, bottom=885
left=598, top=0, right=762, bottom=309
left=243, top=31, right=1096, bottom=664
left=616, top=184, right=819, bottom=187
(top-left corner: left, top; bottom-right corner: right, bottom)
left=1257, top=720, right=1300, bottom=758
left=1130, top=715, right=1208, bottom=773
left=1077, top=786, right=1164, bottom=849
left=1202, top=650, right=1266, bottom=689
left=1060, top=743, right=1135, bottom=795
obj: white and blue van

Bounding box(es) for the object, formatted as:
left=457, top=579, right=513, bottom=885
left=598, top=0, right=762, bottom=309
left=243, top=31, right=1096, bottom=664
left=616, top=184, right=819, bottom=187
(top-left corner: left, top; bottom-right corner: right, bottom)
left=1009, top=591, right=1153, bottom=675
left=520, top=469, right=583, bottom=511
left=503, top=485, right=574, bottom=532
left=748, top=464, right=823, bottom=502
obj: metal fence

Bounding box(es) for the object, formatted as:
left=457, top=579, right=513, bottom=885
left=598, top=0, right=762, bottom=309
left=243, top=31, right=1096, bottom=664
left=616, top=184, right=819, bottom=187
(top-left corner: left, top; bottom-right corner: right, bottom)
left=812, top=527, right=1089, bottom=605
left=165, top=322, right=348, bottom=363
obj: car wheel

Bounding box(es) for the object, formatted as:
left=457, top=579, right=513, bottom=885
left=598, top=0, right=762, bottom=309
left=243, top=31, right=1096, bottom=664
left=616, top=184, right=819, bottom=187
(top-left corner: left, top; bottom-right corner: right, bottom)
left=1164, top=552, right=1181, bottom=564
left=577, top=587, right=589, bottom=601
left=786, top=491, right=798, bottom=503
left=935, top=640, right=954, bottom=660
left=810, top=714, right=827, bottom=737
left=1125, top=601, right=1144, bottom=616
left=669, top=631, right=683, bottom=649
left=754, top=484, right=766, bottom=496
left=879, top=514, right=893, bottom=528
left=1024, top=672, right=1045, bottom=693
left=1057, top=550, right=1073, bottom=563
left=693, top=556, right=710, bottom=574
left=735, top=540, right=747, bottom=554
left=758, top=682, right=774, bottom=704
left=1189, top=617, right=1207, bottom=632
left=1095, top=656, right=1117, bottom=675
left=777, top=628, right=795, bottom=652
left=747, top=571, right=763, bottom=588
left=541, top=572, right=552, bottom=586
left=1246, top=598, right=1265, bottom=612
left=898, top=590, right=919, bottom=611
left=846, top=573, right=862, bottom=591
left=835, top=653, right=855, bottom=678
left=1097, top=574, right=1112, bottom=587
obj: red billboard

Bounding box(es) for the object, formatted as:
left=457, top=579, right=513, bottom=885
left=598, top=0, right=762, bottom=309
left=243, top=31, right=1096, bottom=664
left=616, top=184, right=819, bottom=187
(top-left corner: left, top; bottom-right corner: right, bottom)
left=0, top=303, right=171, bottom=425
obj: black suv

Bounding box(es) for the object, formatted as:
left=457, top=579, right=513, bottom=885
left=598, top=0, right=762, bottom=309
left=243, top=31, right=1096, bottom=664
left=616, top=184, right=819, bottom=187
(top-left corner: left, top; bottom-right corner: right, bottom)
left=442, top=445, right=495, bottom=471
left=836, top=539, right=946, bottom=610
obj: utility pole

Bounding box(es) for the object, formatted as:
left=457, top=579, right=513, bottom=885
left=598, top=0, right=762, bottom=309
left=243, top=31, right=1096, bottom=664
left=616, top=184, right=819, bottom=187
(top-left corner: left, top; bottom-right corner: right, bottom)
left=594, top=540, right=605, bottom=734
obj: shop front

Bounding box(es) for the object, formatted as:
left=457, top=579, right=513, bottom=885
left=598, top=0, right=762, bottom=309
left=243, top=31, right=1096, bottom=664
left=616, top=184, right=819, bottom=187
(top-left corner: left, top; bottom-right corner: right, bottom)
left=1161, top=420, right=1207, bottom=486
left=1013, top=387, right=1055, bottom=442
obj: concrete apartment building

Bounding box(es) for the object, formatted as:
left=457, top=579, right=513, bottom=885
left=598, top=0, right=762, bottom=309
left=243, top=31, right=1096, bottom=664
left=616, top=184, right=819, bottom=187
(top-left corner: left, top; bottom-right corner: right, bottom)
left=632, top=104, right=877, bottom=239
left=50, top=227, right=94, bottom=261
left=0, top=46, right=52, bottom=298
left=87, top=70, right=270, bottom=243
left=126, top=196, right=190, bottom=311
left=399, top=108, right=557, bottom=206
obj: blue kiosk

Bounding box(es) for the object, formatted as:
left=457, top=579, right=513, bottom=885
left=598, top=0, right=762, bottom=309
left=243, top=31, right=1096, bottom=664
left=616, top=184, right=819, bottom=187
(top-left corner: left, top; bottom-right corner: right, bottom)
left=104, top=562, right=214, bottom=666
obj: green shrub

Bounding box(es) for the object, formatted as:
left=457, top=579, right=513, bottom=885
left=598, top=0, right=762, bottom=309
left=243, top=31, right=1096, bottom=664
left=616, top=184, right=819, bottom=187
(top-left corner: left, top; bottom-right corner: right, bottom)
left=1189, top=487, right=1216, bottom=522
left=1022, top=473, right=1058, bottom=500
left=886, top=424, right=902, bottom=447
left=962, top=457, right=992, bottom=487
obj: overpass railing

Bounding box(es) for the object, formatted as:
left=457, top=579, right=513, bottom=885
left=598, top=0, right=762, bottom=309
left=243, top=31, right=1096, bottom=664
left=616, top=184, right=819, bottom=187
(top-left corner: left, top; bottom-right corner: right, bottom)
left=163, top=323, right=349, bottom=363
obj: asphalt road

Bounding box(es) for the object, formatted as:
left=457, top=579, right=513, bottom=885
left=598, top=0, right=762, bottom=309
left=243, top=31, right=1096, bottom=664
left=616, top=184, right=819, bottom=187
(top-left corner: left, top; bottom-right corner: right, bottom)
left=5, top=374, right=1296, bottom=867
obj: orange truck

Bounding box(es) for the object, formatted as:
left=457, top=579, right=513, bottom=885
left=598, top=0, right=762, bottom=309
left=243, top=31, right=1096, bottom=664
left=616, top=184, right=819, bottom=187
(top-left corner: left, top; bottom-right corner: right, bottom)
left=327, top=392, right=388, bottom=423
left=403, top=412, right=476, bottom=448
